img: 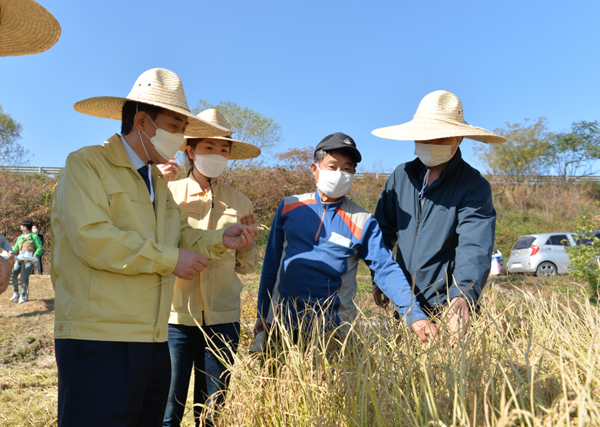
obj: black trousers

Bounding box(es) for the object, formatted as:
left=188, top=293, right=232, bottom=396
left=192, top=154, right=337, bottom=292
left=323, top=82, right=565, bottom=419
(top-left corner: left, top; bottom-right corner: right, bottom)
left=55, top=339, right=171, bottom=427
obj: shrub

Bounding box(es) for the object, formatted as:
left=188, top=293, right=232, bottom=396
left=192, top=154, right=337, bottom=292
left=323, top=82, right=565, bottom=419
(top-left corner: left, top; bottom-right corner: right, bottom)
left=566, top=212, right=600, bottom=295
left=491, top=181, right=600, bottom=258
left=0, top=172, right=56, bottom=272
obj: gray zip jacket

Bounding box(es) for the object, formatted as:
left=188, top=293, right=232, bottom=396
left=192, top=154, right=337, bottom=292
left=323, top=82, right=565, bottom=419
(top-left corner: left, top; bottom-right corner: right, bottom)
left=0, top=235, right=14, bottom=254
left=374, top=149, right=495, bottom=312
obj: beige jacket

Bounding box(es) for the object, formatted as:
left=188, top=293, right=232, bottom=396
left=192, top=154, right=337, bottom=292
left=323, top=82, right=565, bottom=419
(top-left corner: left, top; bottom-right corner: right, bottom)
left=51, top=134, right=227, bottom=343
left=168, top=177, right=258, bottom=326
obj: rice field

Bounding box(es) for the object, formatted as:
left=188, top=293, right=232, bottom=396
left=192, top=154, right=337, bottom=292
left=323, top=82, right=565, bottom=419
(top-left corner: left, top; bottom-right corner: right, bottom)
left=1, top=274, right=598, bottom=426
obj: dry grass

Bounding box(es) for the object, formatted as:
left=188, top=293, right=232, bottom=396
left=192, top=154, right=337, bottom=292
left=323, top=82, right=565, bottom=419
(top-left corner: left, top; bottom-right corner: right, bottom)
left=1, top=272, right=599, bottom=426
left=218, top=280, right=600, bottom=426
left=491, top=182, right=600, bottom=257
left=0, top=274, right=57, bottom=426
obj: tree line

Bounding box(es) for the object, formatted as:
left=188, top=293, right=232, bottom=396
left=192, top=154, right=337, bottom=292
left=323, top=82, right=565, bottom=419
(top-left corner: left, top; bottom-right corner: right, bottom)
left=475, top=117, right=600, bottom=183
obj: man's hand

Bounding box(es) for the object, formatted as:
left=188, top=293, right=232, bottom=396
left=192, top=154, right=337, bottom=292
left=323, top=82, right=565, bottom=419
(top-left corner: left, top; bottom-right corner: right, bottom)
left=173, top=249, right=209, bottom=280
left=0, top=257, right=11, bottom=295
left=447, top=297, right=470, bottom=339
left=157, top=158, right=180, bottom=182
left=372, top=284, right=389, bottom=308
left=7, top=252, right=14, bottom=261
left=223, top=224, right=259, bottom=251
left=411, top=318, right=437, bottom=345
left=253, top=318, right=270, bottom=337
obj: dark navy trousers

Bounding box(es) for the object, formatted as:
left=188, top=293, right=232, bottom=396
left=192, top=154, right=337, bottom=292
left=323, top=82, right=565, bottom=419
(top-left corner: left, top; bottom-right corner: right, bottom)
left=162, top=322, right=240, bottom=427
left=55, top=339, right=171, bottom=427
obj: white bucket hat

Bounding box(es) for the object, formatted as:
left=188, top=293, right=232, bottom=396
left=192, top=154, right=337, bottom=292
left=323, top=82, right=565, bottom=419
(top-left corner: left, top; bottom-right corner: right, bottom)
left=182, top=109, right=262, bottom=160
left=0, top=0, right=61, bottom=57
left=372, top=90, right=506, bottom=144
left=73, top=68, right=230, bottom=138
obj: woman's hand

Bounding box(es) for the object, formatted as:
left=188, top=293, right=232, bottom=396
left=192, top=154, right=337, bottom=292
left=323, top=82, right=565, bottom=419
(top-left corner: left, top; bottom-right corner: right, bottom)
left=239, top=213, right=258, bottom=226
left=157, top=158, right=180, bottom=182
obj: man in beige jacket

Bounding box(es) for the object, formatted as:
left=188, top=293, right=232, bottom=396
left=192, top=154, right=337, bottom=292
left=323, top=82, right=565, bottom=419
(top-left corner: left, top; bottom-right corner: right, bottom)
left=51, top=69, right=257, bottom=427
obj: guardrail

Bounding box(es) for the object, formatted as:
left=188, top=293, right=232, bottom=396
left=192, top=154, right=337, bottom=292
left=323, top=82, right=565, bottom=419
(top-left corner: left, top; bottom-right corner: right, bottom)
left=485, top=175, right=600, bottom=184
left=2, top=166, right=600, bottom=184
left=355, top=173, right=600, bottom=184
left=0, top=166, right=64, bottom=176
left=354, top=173, right=390, bottom=179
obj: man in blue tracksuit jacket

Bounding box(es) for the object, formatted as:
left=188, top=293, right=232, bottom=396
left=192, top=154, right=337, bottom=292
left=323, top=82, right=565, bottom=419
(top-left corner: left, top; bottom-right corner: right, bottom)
left=371, top=90, right=506, bottom=337
left=254, top=133, right=437, bottom=344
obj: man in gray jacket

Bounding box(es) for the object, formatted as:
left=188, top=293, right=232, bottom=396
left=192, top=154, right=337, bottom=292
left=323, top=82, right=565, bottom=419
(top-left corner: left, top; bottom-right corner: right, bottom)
left=0, top=235, right=15, bottom=260
left=0, top=235, right=14, bottom=295
left=370, top=90, right=505, bottom=337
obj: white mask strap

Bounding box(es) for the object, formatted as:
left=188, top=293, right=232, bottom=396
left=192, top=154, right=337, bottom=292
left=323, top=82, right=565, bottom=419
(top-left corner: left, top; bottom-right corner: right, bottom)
left=419, top=168, right=430, bottom=200
left=135, top=103, right=154, bottom=202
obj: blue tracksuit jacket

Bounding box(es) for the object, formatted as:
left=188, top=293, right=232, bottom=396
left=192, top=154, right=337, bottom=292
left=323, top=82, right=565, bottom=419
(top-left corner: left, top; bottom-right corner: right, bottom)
left=257, top=190, right=426, bottom=327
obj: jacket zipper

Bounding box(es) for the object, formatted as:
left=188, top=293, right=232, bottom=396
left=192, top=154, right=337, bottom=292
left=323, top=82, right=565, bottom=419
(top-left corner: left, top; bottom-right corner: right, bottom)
left=315, top=205, right=327, bottom=241
left=408, top=196, right=425, bottom=273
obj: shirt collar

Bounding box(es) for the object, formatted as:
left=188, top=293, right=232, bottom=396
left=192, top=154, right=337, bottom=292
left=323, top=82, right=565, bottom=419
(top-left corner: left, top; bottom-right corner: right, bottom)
left=186, top=175, right=217, bottom=197
left=120, top=134, right=147, bottom=170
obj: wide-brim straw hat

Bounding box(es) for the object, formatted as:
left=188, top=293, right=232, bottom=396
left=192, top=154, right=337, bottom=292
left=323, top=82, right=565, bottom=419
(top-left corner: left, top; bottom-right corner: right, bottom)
left=73, top=68, right=230, bottom=138
left=182, top=109, right=261, bottom=160
left=0, top=0, right=61, bottom=57
left=372, top=90, right=506, bottom=144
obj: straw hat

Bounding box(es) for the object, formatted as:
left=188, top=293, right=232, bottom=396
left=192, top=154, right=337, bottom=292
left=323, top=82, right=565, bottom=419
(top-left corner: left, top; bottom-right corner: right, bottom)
left=73, top=68, right=230, bottom=138
left=182, top=109, right=262, bottom=160
left=0, top=0, right=61, bottom=57
left=372, top=90, right=506, bottom=144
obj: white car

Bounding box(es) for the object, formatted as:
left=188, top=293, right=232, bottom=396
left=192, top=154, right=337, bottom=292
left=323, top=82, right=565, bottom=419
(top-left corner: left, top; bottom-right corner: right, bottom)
left=507, top=233, right=576, bottom=277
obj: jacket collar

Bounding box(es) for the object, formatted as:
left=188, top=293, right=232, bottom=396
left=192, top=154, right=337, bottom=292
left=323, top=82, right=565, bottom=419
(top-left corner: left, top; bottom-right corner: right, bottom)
left=105, top=133, right=137, bottom=169
left=104, top=132, right=163, bottom=180
left=314, top=189, right=344, bottom=210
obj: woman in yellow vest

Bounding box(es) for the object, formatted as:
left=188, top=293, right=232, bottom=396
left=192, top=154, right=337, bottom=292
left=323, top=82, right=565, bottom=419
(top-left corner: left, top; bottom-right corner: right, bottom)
left=161, top=109, right=261, bottom=427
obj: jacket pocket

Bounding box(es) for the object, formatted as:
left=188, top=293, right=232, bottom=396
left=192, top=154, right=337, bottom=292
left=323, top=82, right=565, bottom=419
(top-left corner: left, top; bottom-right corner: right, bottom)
left=215, top=208, right=239, bottom=230
left=88, top=269, right=158, bottom=325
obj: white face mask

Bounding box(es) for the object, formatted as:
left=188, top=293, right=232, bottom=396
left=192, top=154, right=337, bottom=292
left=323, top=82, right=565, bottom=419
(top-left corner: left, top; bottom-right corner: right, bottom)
left=32, top=228, right=38, bottom=234
left=194, top=154, right=229, bottom=178
left=414, top=142, right=457, bottom=167
left=141, top=115, right=185, bottom=161
left=316, top=166, right=354, bottom=199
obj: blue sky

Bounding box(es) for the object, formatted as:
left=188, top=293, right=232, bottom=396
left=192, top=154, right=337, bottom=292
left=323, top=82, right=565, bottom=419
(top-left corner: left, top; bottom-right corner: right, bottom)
left=1, top=0, right=599, bottom=173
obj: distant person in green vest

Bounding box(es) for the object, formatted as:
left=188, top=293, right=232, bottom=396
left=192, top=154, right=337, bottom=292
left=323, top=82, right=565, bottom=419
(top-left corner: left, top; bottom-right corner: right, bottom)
left=9, top=220, right=43, bottom=303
